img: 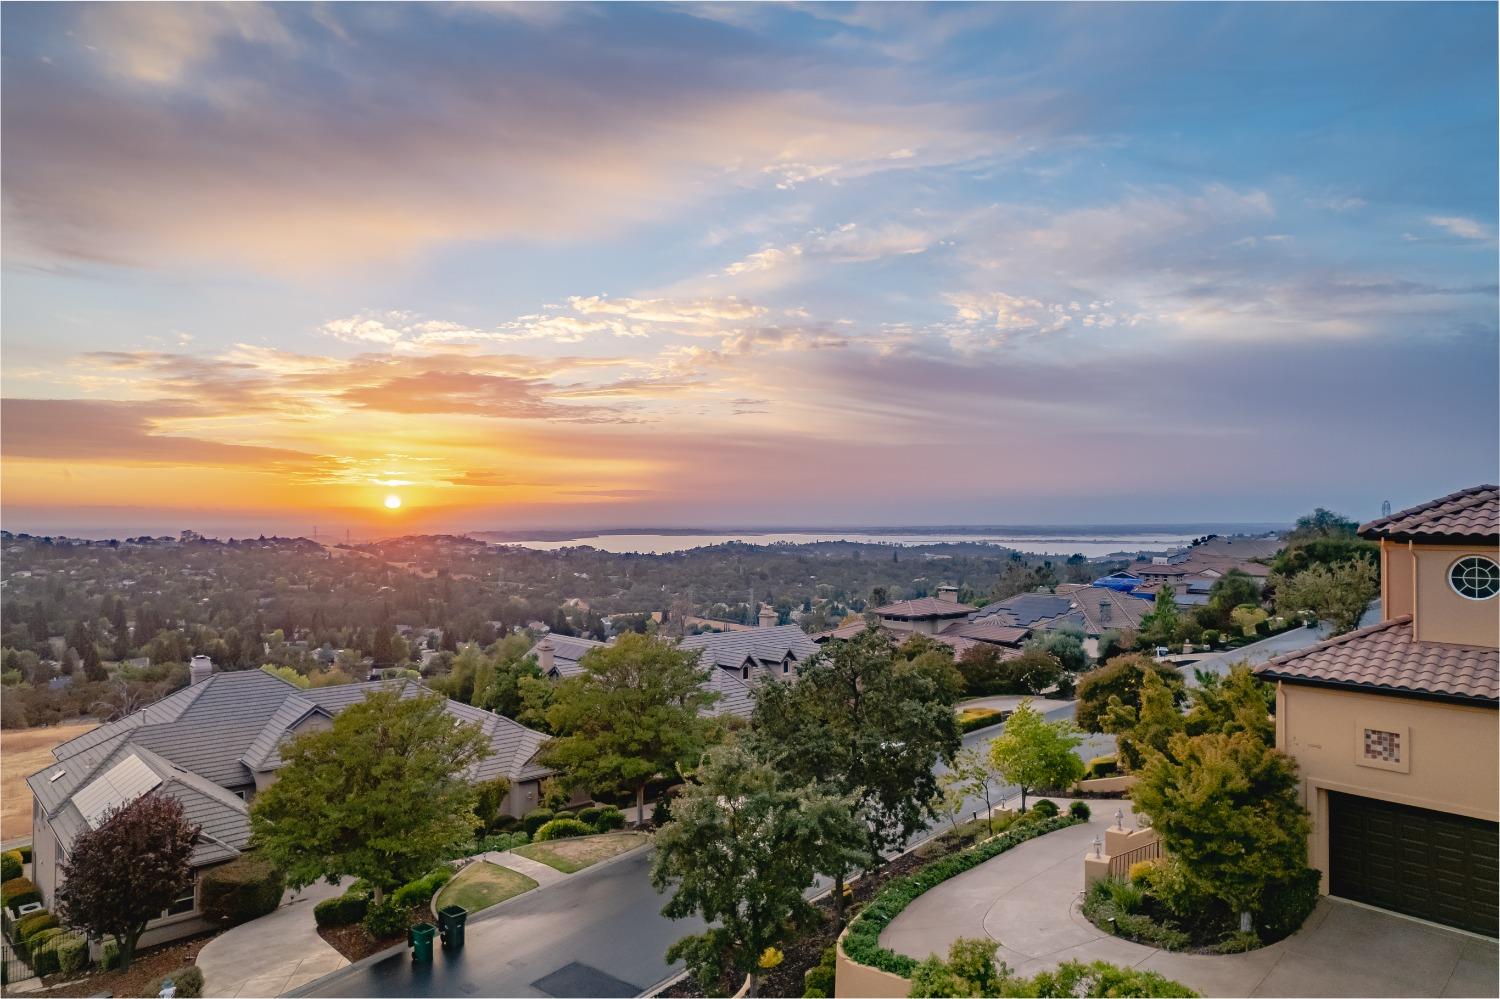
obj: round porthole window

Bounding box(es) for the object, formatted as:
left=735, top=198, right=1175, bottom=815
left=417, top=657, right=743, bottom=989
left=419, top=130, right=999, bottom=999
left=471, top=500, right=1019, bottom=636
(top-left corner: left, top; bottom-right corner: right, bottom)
left=1449, top=556, right=1500, bottom=600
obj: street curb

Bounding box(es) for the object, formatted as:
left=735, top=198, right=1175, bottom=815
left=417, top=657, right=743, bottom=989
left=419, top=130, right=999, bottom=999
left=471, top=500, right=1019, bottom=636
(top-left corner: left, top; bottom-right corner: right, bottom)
left=283, top=836, right=655, bottom=997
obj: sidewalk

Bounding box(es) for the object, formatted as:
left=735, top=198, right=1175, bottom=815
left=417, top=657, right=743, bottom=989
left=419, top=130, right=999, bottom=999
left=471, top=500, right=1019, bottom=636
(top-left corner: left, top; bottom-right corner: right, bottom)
left=195, top=879, right=350, bottom=998
left=481, top=849, right=567, bottom=887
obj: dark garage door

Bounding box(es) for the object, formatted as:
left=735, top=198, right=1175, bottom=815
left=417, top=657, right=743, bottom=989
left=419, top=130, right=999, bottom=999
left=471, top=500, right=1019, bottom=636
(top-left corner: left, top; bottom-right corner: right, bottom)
left=1330, top=791, right=1498, bottom=936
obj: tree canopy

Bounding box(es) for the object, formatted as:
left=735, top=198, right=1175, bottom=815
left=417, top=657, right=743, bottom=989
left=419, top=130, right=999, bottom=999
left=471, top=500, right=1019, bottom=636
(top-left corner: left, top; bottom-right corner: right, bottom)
left=538, top=632, right=718, bottom=824
left=57, top=792, right=198, bottom=969
left=987, top=699, right=1085, bottom=811
left=651, top=743, right=865, bottom=997
left=1275, top=558, right=1378, bottom=635
left=250, top=686, right=490, bottom=902
left=1074, top=654, right=1185, bottom=733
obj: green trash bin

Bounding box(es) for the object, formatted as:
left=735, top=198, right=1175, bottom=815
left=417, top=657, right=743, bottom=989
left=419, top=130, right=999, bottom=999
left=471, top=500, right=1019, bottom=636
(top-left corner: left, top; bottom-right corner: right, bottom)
left=408, top=922, right=436, bottom=963
left=437, top=904, right=468, bottom=949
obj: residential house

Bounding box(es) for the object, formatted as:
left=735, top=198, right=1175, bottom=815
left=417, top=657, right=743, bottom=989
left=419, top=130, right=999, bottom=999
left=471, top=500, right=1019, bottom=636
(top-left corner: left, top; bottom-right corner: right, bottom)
left=1255, top=485, right=1498, bottom=937
left=27, top=662, right=553, bottom=948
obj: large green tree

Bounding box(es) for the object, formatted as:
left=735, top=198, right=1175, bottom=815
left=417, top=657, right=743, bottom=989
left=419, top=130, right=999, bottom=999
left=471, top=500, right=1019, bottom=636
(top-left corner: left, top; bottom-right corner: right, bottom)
left=1275, top=558, right=1378, bottom=635
left=1132, top=730, right=1310, bottom=932
left=748, top=628, right=961, bottom=923
left=250, top=686, right=490, bottom=903
left=1074, top=654, right=1185, bottom=732
left=1100, top=668, right=1184, bottom=772
left=651, top=744, right=866, bottom=997
left=1138, top=588, right=1182, bottom=649
left=57, top=793, right=198, bottom=970
left=987, top=699, right=1084, bottom=812
left=538, top=632, right=718, bottom=825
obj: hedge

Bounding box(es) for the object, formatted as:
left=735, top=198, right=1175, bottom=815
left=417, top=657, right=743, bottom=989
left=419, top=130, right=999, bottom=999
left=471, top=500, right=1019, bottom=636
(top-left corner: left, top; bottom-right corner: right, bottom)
left=362, top=899, right=408, bottom=939
left=577, top=806, right=625, bottom=832
left=841, top=815, right=1078, bottom=977
left=0, top=852, right=21, bottom=881
left=101, top=942, right=120, bottom=970
left=200, top=854, right=286, bottom=927
left=313, top=892, right=369, bottom=928
left=146, top=966, right=204, bottom=998
left=15, top=909, right=57, bottom=941
left=26, top=927, right=67, bottom=973
left=476, top=831, right=530, bottom=853
left=52, top=934, right=88, bottom=975
left=521, top=809, right=555, bottom=837
left=391, top=867, right=454, bottom=909
left=1030, top=799, right=1060, bottom=818
left=16, top=846, right=31, bottom=864
left=534, top=818, right=592, bottom=842
left=1, top=876, right=40, bottom=914
left=958, top=709, right=1005, bottom=734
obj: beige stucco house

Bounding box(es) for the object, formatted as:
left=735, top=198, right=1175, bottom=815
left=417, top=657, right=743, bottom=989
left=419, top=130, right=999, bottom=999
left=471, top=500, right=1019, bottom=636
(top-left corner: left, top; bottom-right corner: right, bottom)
left=1256, top=484, right=1498, bottom=937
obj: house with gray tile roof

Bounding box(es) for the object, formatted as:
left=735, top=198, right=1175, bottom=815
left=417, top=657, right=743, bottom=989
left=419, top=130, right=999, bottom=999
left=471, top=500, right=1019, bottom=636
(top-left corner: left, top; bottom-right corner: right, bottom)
left=26, top=664, right=553, bottom=949
left=679, top=624, right=820, bottom=712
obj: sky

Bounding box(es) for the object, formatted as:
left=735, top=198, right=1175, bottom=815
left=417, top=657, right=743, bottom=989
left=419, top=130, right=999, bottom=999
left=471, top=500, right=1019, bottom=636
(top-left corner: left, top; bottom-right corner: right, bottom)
left=2, top=2, right=1497, bottom=537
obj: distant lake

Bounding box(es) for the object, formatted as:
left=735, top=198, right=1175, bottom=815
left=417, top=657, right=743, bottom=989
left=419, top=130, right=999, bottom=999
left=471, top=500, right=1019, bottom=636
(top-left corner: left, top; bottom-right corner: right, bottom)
left=484, top=530, right=1206, bottom=558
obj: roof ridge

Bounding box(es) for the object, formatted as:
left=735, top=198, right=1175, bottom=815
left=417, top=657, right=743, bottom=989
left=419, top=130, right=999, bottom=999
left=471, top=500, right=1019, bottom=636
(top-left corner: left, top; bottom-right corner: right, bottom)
left=1359, top=483, right=1499, bottom=535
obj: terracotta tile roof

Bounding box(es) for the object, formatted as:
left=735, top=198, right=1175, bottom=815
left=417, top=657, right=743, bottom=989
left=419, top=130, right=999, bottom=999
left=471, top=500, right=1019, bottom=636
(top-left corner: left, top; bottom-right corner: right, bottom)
left=1255, top=616, right=1498, bottom=704
left=1359, top=484, right=1500, bottom=544
left=871, top=596, right=976, bottom=619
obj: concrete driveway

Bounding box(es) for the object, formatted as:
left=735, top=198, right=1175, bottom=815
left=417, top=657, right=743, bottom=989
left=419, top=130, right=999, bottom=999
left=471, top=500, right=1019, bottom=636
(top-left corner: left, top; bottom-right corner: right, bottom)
left=881, top=801, right=1497, bottom=997
left=195, top=879, right=350, bottom=997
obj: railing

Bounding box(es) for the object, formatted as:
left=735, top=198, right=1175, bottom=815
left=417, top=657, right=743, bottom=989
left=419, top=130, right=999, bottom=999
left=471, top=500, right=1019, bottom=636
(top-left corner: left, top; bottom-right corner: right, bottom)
left=1107, top=838, right=1163, bottom=878
left=1, top=933, right=37, bottom=991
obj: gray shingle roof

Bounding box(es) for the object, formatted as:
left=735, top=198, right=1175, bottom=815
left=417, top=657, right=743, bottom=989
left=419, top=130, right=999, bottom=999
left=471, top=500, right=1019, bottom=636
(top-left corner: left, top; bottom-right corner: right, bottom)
left=1255, top=616, right=1499, bottom=704
left=678, top=625, right=819, bottom=670
left=972, top=593, right=1074, bottom=628
left=1359, top=484, right=1500, bottom=544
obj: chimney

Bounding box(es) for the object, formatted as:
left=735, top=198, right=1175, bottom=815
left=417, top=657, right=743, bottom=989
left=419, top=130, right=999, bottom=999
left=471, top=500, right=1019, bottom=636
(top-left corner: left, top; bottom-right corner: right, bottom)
left=936, top=585, right=959, bottom=604
left=537, top=639, right=555, bottom=673
left=758, top=605, right=779, bottom=628
left=189, top=655, right=214, bottom=685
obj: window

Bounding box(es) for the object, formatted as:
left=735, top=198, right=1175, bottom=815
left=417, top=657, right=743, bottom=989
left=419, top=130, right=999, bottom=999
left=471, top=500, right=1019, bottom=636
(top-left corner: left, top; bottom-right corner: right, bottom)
left=1449, top=556, right=1499, bottom=600
left=162, top=873, right=196, bottom=918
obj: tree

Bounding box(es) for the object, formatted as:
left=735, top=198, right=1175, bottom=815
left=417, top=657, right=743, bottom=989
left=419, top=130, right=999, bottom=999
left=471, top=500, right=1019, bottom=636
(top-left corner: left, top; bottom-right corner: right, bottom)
left=56, top=792, right=198, bottom=970
left=748, top=628, right=961, bottom=924
left=651, top=744, right=866, bottom=998
left=250, top=686, right=490, bottom=903
left=1229, top=604, right=1268, bottom=637
left=1184, top=664, right=1274, bottom=745
left=1074, top=654, right=1185, bottom=733
left=1286, top=507, right=1358, bottom=545
left=1100, top=667, right=1184, bottom=772
left=946, top=747, right=1003, bottom=835
left=1276, top=558, right=1378, bottom=635
left=1138, top=588, right=1181, bottom=648
left=956, top=644, right=1011, bottom=696
left=1132, top=730, right=1311, bottom=932
left=1027, top=629, right=1086, bottom=674
left=1197, top=569, right=1264, bottom=632
left=987, top=699, right=1084, bottom=812
left=538, top=632, right=717, bottom=825
left=1004, top=647, right=1065, bottom=695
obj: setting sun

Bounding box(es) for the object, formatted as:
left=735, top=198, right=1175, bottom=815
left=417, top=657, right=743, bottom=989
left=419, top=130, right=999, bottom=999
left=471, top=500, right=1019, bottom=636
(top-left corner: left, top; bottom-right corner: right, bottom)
left=383, top=494, right=402, bottom=510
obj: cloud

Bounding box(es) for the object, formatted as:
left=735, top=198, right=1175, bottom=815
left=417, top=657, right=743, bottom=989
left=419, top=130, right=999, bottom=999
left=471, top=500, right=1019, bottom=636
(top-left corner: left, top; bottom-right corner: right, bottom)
left=1427, top=215, right=1493, bottom=241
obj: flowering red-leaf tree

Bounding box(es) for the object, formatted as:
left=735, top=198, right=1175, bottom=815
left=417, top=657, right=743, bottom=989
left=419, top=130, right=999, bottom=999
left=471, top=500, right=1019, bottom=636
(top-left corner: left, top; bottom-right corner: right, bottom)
left=57, top=792, right=199, bottom=970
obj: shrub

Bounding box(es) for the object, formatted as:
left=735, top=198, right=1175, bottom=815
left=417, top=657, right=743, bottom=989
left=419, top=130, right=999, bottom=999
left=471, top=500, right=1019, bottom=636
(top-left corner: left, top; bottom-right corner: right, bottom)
left=1201, top=629, right=1220, bottom=648
left=521, top=808, right=555, bottom=837
left=491, top=814, right=520, bottom=834
left=15, top=909, right=58, bottom=941
left=534, top=817, right=592, bottom=841
left=27, top=927, right=66, bottom=974
left=577, top=806, right=606, bottom=827
left=840, top=815, right=1078, bottom=977
left=16, top=846, right=31, bottom=864
left=1030, top=799, right=1059, bottom=818
left=802, top=945, right=836, bottom=998
left=54, top=934, right=88, bottom=974
left=101, top=941, right=120, bottom=970
left=1085, top=755, right=1118, bottom=779
left=313, top=892, right=368, bottom=927
left=200, top=854, right=286, bottom=927
left=1, top=876, right=40, bottom=914
left=145, top=966, right=205, bottom=998
left=1128, top=859, right=1159, bottom=885
left=0, top=852, right=21, bottom=881
left=588, top=806, right=625, bottom=832
left=1068, top=801, right=1091, bottom=821
left=477, top=831, right=530, bottom=853
left=391, top=867, right=454, bottom=909
left=650, top=797, right=672, bottom=828
left=362, top=899, right=409, bottom=939
left=1028, top=959, right=1197, bottom=997
left=1215, top=931, right=1262, bottom=954
left=1253, top=866, right=1321, bottom=942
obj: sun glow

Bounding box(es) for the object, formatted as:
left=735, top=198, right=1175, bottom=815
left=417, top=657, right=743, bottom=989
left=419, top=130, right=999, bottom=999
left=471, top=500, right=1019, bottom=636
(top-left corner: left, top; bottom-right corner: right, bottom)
left=383, top=494, right=402, bottom=509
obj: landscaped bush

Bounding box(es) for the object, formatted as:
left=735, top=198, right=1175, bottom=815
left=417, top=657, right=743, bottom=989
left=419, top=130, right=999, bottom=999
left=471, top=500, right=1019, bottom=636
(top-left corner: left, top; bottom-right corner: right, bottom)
left=200, top=854, right=286, bottom=927
left=1085, top=755, right=1118, bottom=779
left=1252, top=866, right=1321, bottom=943
left=534, top=817, right=592, bottom=841
left=958, top=708, right=1004, bottom=734
left=521, top=808, right=555, bottom=837
left=1128, top=859, right=1159, bottom=885
left=577, top=806, right=606, bottom=827
left=391, top=867, right=454, bottom=909
left=1200, top=630, right=1220, bottom=649
left=313, top=891, right=369, bottom=927
left=1030, top=799, right=1059, bottom=818
left=145, top=965, right=204, bottom=998
left=1, top=876, right=40, bottom=914
left=101, top=941, right=120, bottom=970
left=361, top=899, right=408, bottom=939
left=15, top=909, right=57, bottom=941
left=16, top=846, right=31, bottom=864
left=27, top=927, right=67, bottom=974
left=908, top=937, right=1197, bottom=998
left=1026, top=958, right=1197, bottom=997
left=477, top=831, right=530, bottom=852
left=578, top=805, right=625, bottom=832
left=491, top=814, right=520, bottom=834
left=53, top=934, right=88, bottom=974
left=802, top=944, right=836, bottom=998
left=1, top=851, right=21, bottom=881
left=1068, top=801, right=1091, bottom=821
left=841, top=815, right=1078, bottom=977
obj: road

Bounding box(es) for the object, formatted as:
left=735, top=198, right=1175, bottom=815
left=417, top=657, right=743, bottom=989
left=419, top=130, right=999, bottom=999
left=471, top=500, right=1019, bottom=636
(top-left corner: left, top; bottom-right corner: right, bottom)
left=298, top=701, right=1110, bottom=999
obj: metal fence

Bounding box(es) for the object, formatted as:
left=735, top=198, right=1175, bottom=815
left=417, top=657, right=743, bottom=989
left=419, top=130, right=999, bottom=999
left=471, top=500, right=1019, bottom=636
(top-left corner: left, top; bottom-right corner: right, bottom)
left=1, top=933, right=38, bottom=992
left=1107, top=837, right=1164, bottom=878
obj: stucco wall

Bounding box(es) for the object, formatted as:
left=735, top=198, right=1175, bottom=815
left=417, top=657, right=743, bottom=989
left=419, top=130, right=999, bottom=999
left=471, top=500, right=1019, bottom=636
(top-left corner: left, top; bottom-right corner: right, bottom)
left=31, top=799, right=59, bottom=904
left=1274, top=682, right=1499, bottom=890
left=1405, top=542, right=1500, bottom=646
left=834, top=927, right=911, bottom=998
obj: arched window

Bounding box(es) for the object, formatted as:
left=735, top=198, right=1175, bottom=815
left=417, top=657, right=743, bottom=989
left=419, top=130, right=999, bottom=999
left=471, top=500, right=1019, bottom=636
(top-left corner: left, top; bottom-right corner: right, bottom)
left=1450, top=556, right=1499, bottom=600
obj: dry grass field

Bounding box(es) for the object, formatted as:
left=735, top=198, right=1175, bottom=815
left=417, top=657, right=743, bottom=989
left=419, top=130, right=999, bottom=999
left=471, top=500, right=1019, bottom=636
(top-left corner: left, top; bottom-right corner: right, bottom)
left=2, top=722, right=97, bottom=842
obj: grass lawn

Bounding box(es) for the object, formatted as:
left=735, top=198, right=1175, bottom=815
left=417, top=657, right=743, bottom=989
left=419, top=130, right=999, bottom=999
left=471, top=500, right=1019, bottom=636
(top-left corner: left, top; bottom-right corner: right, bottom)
left=434, top=861, right=537, bottom=914
left=2, top=722, right=97, bottom=840
left=512, top=832, right=649, bottom=874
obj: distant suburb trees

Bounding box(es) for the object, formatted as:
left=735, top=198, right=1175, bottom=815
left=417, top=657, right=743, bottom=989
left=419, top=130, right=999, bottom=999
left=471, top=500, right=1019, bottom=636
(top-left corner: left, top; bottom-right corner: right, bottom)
left=1275, top=558, right=1379, bottom=635
left=57, top=793, right=198, bottom=970
left=748, top=628, right=962, bottom=924
left=651, top=744, right=866, bottom=998
left=250, top=687, right=490, bottom=904
left=986, top=699, right=1084, bottom=812
left=538, top=632, right=718, bottom=825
